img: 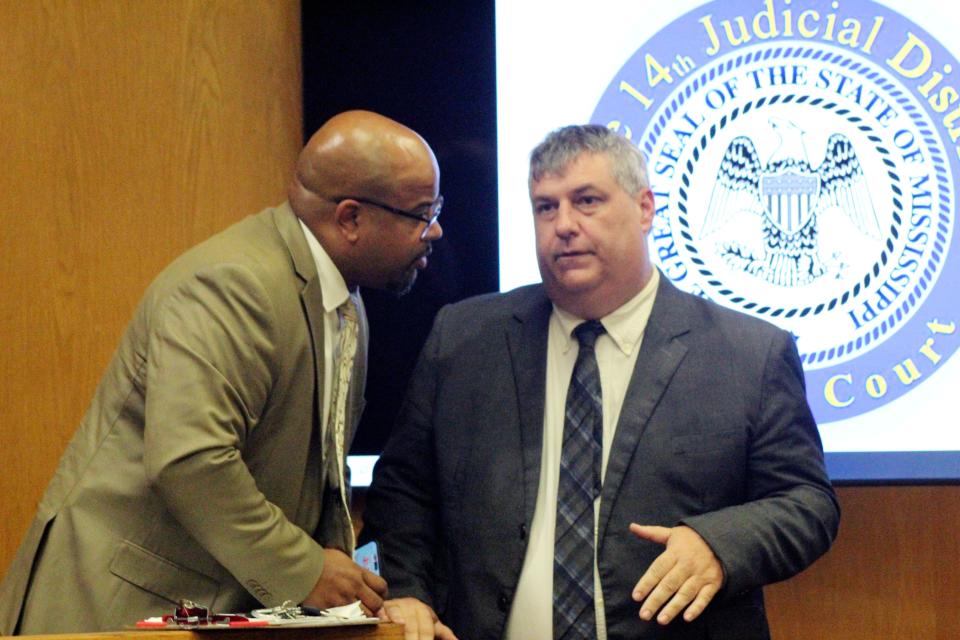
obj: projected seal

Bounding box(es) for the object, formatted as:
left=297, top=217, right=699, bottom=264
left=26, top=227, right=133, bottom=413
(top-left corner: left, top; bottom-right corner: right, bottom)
left=592, top=0, right=959, bottom=422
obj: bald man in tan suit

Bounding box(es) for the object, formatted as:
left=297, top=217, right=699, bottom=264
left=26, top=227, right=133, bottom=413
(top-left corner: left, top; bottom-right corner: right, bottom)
left=0, top=111, right=450, bottom=637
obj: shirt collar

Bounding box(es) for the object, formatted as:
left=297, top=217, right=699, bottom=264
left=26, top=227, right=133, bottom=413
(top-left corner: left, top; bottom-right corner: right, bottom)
left=298, top=219, right=351, bottom=313
left=553, top=268, right=660, bottom=357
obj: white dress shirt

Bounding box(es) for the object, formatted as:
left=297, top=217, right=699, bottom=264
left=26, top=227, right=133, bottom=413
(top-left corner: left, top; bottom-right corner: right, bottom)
left=504, top=269, right=659, bottom=640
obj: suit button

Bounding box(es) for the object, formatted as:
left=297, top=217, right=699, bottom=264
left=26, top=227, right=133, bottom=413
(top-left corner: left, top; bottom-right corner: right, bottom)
left=519, top=523, right=527, bottom=540
left=498, top=594, right=510, bottom=612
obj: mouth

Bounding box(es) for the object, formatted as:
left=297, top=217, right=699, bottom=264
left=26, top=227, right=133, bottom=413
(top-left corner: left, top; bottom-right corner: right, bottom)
left=415, top=247, right=433, bottom=270
left=555, top=250, right=592, bottom=262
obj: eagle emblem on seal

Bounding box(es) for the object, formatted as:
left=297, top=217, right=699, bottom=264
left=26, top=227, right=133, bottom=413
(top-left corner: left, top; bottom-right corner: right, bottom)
left=701, top=117, right=881, bottom=286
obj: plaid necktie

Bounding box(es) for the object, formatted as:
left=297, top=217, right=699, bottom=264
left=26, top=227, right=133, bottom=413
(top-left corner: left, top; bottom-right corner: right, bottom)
left=554, top=320, right=605, bottom=640
left=326, top=296, right=359, bottom=553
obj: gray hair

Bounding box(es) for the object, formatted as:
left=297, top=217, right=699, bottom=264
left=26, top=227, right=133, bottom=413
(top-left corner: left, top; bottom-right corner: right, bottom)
left=529, top=124, right=649, bottom=195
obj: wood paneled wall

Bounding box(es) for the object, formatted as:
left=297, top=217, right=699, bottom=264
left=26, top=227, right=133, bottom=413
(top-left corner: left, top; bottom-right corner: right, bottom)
left=766, top=485, right=960, bottom=639
left=0, top=0, right=301, bottom=576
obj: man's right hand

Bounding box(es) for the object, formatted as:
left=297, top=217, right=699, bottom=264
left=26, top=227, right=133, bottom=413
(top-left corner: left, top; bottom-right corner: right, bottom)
left=302, top=548, right=388, bottom=616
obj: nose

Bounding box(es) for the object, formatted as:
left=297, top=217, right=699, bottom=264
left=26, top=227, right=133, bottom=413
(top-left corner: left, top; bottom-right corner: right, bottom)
left=554, top=201, right=577, bottom=237
left=422, top=219, right=443, bottom=241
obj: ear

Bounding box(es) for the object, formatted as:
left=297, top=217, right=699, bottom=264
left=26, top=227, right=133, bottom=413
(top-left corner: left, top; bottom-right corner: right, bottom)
left=636, top=188, right=655, bottom=231
left=333, top=199, right=363, bottom=243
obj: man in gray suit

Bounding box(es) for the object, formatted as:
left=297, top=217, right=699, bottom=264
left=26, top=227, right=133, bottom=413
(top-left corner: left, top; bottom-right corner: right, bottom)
left=0, top=110, right=446, bottom=634
left=363, top=124, right=840, bottom=639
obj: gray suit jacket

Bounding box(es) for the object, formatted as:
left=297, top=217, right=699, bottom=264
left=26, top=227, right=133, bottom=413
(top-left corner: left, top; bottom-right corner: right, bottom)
left=0, top=203, right=366, bottom=634
left=363, top=277, right=839, bottom=640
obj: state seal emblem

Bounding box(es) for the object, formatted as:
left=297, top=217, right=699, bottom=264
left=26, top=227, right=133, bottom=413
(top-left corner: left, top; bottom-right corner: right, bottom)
left=592, top=0, right=959, bottom=427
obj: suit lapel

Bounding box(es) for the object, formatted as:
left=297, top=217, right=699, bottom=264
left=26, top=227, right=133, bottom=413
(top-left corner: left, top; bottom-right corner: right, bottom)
left=598, top=277, right=692, bottom=544
left=272, top=203, right=326, bottom=446
left=273, top=203, right=356, bottom=547
left=506, top=287, right=553, bottom=528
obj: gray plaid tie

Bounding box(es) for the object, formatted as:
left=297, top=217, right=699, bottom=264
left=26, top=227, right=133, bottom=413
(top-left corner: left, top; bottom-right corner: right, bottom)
left=554, top=320, right=605, bottom=640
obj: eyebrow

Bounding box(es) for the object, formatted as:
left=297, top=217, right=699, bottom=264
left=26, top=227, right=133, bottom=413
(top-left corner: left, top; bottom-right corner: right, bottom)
left=570, top=184, right=601, bottom=196
left=532, top=182, right=601, bottom=199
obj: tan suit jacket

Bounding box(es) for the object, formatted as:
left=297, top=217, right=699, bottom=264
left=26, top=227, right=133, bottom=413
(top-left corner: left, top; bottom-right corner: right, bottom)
left=0, top=203, right=367, bottom=634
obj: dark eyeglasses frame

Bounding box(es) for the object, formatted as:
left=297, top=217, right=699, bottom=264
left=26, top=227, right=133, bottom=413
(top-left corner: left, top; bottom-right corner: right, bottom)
left=333, top=194, right=443, bottom=238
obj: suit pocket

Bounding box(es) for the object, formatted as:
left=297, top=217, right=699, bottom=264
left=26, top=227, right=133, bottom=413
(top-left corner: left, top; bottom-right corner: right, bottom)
left=109, top=540, right=220, bottom=605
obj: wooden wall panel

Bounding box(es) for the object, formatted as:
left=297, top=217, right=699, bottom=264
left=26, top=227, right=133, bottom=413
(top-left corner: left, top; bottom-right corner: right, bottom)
left=767, top=485, right=960, bottom=639
left=0, top=0, right=301, bottom=577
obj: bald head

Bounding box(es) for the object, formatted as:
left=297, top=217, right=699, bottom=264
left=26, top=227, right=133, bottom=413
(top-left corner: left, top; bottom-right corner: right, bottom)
left=289, top=110, right=438, bottom=221
left=288, top=110, right=442, bottom=293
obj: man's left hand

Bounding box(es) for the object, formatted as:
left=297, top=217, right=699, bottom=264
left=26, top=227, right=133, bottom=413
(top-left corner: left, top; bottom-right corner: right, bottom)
left=377, top=597, right=458, bottom=640
left=629, top=523, right=724, bottom=625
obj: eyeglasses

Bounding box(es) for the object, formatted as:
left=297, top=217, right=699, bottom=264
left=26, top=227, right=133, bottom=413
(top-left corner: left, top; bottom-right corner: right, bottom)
left=333, top=194, right=443, bottom=239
